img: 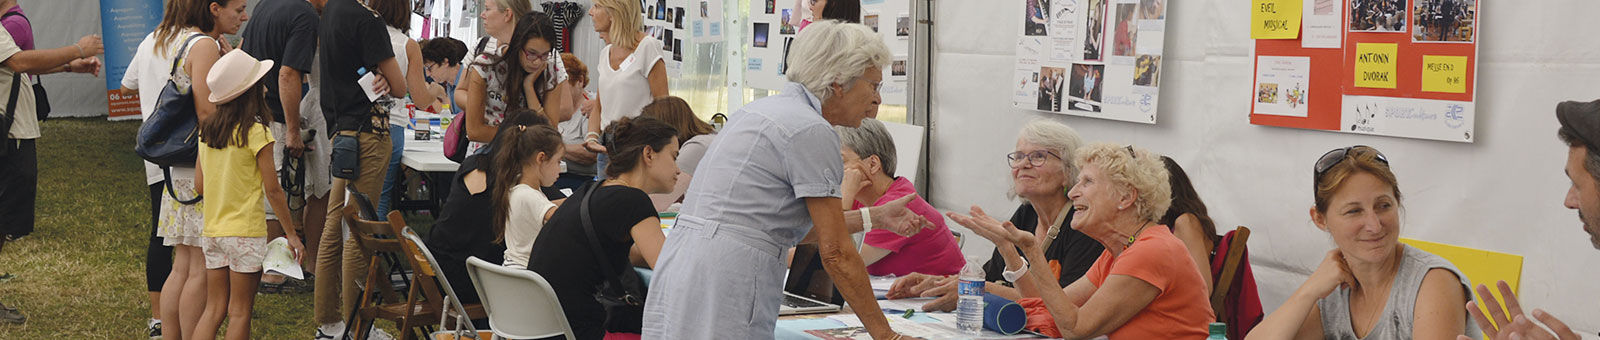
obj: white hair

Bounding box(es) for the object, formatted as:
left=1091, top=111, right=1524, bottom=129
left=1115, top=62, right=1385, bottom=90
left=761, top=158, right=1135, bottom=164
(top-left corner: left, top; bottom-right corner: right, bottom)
left=785, top=20, right=892, bottom=102
left=1008, top=119, right=1086, bottom=201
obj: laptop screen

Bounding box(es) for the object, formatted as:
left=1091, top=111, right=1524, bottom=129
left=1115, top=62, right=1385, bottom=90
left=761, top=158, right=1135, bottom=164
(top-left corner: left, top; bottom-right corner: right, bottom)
left=784, top=244, right=843, bottom=304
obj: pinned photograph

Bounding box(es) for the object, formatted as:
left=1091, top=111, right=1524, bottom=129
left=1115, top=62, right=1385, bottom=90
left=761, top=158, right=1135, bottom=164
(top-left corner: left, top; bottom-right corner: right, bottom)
left=863, top=14, right=880, bottom=32
left=657, top=0, right=667, bottom=19
left=413, top=0, right=432, bottom=17
left=666, top=7, right=675, bottom=24
left=1133, top=55, right=1161, bottom=86
left=1112, top=3, right=1137, bottom=57
left=664, top=29, right=674, bottom=51
left=753, top=22, right=770, bottom=47
left=1069, top=98, right=1102, bottom=112
left=895, top=15, right=911, bottom=37
left=1412, top=0, right=1475, bottom=42
left=1068, top=63, right=1104, bottom=103
left=780, top=9, right=796, bottom=34
left=1024, top=0, right=1049, bottom=36
left=676, top=7, right=686, bottom=29
left=674, top=38, right=683, bottom=62
left=1139, top=0, right=1164, bottom=20
left=1350, top=0, right=1406, bottom=32
left=1257, top=83, right=1279, bottom=104
left=648, top=5, right=656, bottom=20
left=891, top=59, right=907, bottom=77
left=700, top=1, right=709, bottom=17
left=1083, top=0, right=1106, bottom=60
left=765, top=0, right=775, bottom=14
left=1037, top=66, right=1067, bottom=112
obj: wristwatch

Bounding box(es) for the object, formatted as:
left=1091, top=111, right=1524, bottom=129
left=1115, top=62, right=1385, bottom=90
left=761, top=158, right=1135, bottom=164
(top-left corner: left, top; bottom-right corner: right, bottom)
left=1001, top=256, right=1030, bottom=283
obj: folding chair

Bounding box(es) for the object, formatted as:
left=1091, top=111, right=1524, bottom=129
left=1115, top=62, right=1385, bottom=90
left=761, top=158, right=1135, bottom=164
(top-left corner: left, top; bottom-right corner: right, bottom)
left=344, top=206, right=436, bottom=340
left=465, top=257, right=577, bottom=340
left=1210, top=226, right=1261, bottom=340
left=396, top=224, right=492, bottom=340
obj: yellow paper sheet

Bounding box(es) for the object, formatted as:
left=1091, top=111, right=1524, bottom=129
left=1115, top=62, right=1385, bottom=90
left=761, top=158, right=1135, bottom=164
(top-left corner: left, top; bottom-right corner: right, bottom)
left=1421, top=55, right=1469, bottom=93
left=1353, top=43, right=1398, bottom=89
left=1251, top=0, right=1302, bottom=39
left=1401, top=238, right=1523, bottom=332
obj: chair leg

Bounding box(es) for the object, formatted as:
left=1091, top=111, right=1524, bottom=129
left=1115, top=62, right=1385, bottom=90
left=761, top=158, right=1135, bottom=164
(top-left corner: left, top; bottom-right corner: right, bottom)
left=351, top=256, right=384, bottom=340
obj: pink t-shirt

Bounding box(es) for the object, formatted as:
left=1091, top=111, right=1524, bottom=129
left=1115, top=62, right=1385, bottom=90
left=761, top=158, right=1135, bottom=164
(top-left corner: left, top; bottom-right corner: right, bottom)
left=852, top=177, right=964, bottom=276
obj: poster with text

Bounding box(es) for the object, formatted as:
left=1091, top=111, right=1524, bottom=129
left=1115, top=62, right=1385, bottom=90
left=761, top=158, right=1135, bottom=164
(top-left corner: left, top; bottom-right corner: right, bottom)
left=1250, top=0, right=1479, bottom=143
left=1011, top=0, right=1167, bottom=124
left=101, top=0, right=164, bottom=120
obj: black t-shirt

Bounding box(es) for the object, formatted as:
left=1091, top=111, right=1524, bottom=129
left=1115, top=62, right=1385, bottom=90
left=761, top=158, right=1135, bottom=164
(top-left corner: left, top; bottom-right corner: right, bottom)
left=982, top=203, right=1104, bottom=287
left=526, top=182, right=656, bottom=340
left=239, top=0, right=318, bottom=123
left=426, top=155, right=503, bottom=304
left=317, top=0, right=394, bottom=132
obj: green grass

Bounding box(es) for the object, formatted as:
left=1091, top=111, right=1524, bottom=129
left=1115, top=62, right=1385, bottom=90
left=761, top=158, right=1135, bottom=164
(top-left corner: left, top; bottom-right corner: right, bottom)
left=0, top=118, right=432, bottom=338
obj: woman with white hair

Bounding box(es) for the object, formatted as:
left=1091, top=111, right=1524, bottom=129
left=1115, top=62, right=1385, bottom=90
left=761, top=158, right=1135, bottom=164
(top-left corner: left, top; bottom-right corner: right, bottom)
left=958, top=143, right=1215, bottom=339
left=886, top=119, right=1106, bottom=312
left=642, top=21, right=928, bottom=339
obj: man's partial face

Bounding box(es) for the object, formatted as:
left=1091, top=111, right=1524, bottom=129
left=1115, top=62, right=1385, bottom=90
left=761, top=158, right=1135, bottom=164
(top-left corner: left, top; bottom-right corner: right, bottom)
left=1564, top=145, right=1600, bottom=249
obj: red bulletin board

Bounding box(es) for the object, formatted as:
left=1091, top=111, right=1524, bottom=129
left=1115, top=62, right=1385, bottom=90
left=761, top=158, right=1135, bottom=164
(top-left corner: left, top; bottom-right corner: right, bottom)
left=1250, top=0, right=1479, bottom=143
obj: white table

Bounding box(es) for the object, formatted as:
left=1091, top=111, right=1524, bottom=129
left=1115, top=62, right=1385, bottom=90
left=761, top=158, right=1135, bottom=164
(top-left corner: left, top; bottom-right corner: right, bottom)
left=397, top=130, right=458, bottom=214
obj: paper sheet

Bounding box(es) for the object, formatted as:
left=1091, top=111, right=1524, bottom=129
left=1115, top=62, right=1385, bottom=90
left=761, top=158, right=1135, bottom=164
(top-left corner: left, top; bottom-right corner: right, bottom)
left=262, top=237, right=304, bottom=280
left=1353, top=43, right=1398, bottom=89
left=1251, top=0, right=1301, bottom=39
left=1252, top=56, right=1311, bottom=117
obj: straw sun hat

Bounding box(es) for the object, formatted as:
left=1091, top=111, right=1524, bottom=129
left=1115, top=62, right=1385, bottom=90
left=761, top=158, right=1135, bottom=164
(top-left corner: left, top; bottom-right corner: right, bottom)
left=205, top=49, right=274, bottom=104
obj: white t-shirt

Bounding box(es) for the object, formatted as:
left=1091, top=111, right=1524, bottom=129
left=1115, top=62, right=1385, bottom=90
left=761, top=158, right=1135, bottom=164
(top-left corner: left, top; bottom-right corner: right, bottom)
left=502, top=183, right=558, bottom=269
left=385, top=26, right=413, bottom=127
left=122, top=32, right=204, bottom=184
left=0, top=26, right=35, bottom=140
left=596, top=37, right=664, bottom=128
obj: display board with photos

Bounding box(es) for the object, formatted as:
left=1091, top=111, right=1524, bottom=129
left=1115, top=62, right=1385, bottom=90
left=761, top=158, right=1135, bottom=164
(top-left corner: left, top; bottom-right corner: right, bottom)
left=745, top=0, right=914, bottom=106
left=643, top=0, right=693, bottom=77
left=1010, top=0, right=1169, bottom=124
left=1250, top=0, right=1480, bottom=143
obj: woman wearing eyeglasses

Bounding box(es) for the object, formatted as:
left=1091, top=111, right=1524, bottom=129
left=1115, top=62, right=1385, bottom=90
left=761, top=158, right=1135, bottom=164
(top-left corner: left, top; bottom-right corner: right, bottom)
left=886, top=119, right=1105, bottom=311
left=461, top=2, right=571, bottom=154
left=1246, top=146, right=1479, bottom=340
left=955, top=143, right=1214, bottom=339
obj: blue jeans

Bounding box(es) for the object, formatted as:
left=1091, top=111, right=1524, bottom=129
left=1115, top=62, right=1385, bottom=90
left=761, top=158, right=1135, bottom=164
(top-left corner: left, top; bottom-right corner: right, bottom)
left=377, top=124, right=405, bottom=220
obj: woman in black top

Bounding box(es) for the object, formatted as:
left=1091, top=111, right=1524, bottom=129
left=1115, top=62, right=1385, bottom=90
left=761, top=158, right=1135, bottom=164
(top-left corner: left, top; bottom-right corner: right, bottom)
left=426, top=110, right=560, bottom=304
left=526, top=117, right=677, bottom=339
left=885, top=119, right=1103, bottom=311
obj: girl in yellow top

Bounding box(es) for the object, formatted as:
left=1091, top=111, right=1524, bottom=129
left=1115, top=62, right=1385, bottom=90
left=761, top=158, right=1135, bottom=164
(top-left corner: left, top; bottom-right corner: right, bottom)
left=192, top=49, right=305, bottom=340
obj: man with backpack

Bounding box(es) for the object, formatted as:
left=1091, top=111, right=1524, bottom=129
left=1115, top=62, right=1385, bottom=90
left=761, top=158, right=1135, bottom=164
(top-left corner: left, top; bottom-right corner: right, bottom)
left=0, top=0, right=104, bottom=324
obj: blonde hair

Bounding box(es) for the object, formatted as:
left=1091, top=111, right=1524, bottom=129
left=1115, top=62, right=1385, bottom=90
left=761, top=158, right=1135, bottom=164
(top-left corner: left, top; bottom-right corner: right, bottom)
left=1075, top=143, right=1171, bottom=222
left=594, top=0, right=644, bottom=50
left=489, top=0, right=533, bottom=18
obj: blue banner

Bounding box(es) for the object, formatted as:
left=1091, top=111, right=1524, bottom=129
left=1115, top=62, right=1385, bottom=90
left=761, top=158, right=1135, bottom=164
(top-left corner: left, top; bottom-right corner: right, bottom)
left=99, top=0, right=162, bottom=118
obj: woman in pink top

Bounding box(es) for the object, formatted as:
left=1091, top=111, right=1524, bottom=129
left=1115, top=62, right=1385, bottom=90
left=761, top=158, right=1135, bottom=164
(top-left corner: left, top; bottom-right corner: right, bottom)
left=837, top=119, right=963, bottom=276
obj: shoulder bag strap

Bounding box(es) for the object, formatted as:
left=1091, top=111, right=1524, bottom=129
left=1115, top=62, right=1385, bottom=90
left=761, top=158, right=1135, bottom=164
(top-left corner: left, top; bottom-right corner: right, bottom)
left=162, top=166, right=202, bottom=205
left=1, top=10, right=21, bottom=119
left=578, top=181, right=638, bottom=303
left=170, top=33, right=209, bottom=78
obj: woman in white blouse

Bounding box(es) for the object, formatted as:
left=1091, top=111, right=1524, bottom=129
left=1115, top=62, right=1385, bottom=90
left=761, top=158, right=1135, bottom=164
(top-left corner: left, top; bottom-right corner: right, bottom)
left=584, top=0, right=669, bottom=152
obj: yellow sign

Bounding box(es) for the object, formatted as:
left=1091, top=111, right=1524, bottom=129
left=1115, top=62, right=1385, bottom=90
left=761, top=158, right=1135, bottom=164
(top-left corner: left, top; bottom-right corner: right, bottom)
left=1421, top=55, right=1468, bottom=93
left=1400, top=238, right=1523, bottom=332
left=1353, top=43, right=1398, bottom=89
left=1251, top=0, right=1301, bottom=39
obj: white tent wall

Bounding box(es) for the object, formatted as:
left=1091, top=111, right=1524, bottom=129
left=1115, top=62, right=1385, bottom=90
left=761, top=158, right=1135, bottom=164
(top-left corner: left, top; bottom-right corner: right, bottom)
left=929, top=0, right=1600, bottom=337
left=21, top=0, right=116, bottom=119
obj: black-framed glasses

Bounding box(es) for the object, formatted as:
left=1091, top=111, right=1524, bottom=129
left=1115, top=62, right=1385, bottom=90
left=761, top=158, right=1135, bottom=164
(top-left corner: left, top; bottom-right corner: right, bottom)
left=1006, top=150, right=1061, bottom=167
left=1313, top=145, right=1389, bottom=184
left=522, top=48, right=552, bottom=61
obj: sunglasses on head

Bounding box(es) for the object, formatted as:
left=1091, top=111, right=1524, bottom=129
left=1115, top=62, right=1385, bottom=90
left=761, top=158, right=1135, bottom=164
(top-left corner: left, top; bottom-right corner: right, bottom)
left=1314, top=145, right=1389, bottom=184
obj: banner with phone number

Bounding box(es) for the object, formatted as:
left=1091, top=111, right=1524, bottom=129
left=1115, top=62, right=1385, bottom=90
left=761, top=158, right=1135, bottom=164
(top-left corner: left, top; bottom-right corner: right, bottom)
left=100, top=0, right=162, bottom=120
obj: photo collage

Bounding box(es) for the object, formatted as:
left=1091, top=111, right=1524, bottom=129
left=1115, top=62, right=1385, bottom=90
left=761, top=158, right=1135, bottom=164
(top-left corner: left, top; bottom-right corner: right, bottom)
left=643, top=0, right=688, bottom=69
left=1013, top=0, right=1167, bottom=123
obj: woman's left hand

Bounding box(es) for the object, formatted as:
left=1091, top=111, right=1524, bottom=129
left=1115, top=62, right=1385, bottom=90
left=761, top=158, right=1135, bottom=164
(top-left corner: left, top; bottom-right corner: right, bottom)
left=949, top=206, right=1036, bottom=250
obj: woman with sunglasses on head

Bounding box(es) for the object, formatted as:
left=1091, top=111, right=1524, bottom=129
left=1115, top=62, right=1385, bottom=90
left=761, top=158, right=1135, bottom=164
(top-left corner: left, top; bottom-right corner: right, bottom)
left=886, top=119, right=1105, bottom=312
left=1246, top=146, right=1479, bottom=340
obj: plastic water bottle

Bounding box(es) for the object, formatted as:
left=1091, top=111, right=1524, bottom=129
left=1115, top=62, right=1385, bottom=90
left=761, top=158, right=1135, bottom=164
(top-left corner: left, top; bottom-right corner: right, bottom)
left=956, top=260, right=985, bottom=335
left=1207, top=322, right=1228, bottom=340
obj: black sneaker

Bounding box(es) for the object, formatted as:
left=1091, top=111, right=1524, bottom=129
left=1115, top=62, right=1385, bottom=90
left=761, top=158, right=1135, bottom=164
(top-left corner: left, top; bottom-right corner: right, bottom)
left=0, top=302, right=23, bottom=325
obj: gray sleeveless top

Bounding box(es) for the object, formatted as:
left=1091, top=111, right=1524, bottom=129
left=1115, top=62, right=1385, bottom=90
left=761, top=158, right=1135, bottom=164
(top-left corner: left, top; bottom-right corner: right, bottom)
left=1318, top=244, right=1482, bottom=340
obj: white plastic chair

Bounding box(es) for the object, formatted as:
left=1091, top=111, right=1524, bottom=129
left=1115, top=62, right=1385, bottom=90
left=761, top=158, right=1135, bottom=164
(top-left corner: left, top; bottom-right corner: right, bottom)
left=464, top=256, right=576, bottom=340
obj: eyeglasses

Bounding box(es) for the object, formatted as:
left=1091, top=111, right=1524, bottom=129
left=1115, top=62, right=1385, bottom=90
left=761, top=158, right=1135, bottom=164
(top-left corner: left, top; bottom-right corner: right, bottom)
left=1006, top=150, right=1061, bottom=167
left=1313, top=145, right=1389, bottom=185
left=523, top=48, right=552, bottom=61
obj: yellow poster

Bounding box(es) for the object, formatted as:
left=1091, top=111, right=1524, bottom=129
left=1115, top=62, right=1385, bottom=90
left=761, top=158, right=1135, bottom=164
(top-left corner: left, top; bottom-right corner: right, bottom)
left=1353, top=43, right=1398, bottom=89
left=1421, top=55, right=1469, bottom=93
left=1251, top=0, right=1301, bottom=39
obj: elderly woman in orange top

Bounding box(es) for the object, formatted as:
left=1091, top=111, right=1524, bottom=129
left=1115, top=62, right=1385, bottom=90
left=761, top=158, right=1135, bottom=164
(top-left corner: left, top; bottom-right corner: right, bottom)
left=953, top=143, right=1213, bottom=339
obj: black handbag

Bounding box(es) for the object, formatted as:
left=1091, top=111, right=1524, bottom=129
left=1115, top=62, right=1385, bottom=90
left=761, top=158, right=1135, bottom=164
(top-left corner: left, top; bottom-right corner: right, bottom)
left=0, top=70, right=18, bottom=158
left=577, top=181, right=649, bottom=333
left=134, top=33, right=207, bottom=204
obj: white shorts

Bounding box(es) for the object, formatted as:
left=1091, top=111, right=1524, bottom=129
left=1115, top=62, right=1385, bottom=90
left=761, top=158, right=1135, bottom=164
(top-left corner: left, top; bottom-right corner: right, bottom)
left=264, top=116, right=332, bottom=221
left=202, top=236, right=268, bottom=272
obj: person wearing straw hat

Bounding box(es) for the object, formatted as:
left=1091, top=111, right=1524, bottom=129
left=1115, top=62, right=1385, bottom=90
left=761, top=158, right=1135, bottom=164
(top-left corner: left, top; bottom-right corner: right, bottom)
left=191, top=49, right=306, bottom=340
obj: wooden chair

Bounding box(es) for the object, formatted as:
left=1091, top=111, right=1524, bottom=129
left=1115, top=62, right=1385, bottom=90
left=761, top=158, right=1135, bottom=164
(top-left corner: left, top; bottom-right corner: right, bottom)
left=1210, top=226, right=1251, bottom=320
left=345, top=206, right=436, bottom=340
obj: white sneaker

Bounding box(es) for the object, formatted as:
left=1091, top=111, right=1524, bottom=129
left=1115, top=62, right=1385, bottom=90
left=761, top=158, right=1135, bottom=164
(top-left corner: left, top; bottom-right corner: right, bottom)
left=147, top=318, right=162, bottom=339
left=366, top=328, right=396, bottom=340
left=314, top=322, right=344, bottom=340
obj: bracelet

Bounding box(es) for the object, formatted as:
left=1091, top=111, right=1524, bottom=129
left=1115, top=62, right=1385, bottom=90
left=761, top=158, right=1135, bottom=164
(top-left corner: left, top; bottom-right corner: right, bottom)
left=585, top=137, right=600, bottom=144
left=1001, top=256, right=1030, bottom=283
left=860, top=207, right=873, bottom=231
left=586, top=131, right=601, bottom=139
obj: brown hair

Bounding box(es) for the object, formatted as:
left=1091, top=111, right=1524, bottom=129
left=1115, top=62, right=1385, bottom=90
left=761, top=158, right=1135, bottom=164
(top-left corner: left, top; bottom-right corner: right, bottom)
left=368, top=0, right=412, bottom=32
left=561, top=53, right=589, bottom=88
left=640, top=97, right=712, bottom=147
left=1313, top=147, right=1401, bottom=213
left=154, top=0, right=228, bottom=58
left=1158, top=156, right=1218, bottom=245
left=491, top=122, right=565, bottom=243
left=200, top=84, right=272, bottom=149
left=602, top=116, right=678, bottom=178
left=1560, top=123, right=1600, bottom=184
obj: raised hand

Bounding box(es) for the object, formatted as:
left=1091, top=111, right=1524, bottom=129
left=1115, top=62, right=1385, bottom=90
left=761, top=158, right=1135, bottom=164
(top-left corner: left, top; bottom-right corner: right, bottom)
left=1463, top=280, right=1580, bottom=340
left=869, top=195, right=931, bottom=237
left=949, top=206, right=1036, bottom=251
left=75, top=34, right=103, bottom=57
left=1302, top=249, right=1357, bottom=300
